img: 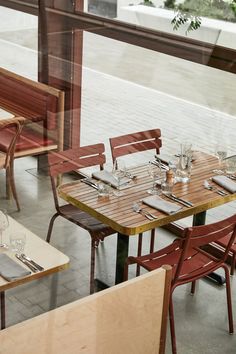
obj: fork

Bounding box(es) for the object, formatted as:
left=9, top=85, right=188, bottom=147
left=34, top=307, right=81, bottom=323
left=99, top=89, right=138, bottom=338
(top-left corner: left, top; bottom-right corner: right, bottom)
left=203, top=180, right=228, bottom=196
left=132, top=203, right=157, bottom=220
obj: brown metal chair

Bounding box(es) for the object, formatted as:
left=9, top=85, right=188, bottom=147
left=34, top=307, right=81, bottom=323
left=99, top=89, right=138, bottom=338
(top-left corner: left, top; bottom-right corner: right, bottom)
left=109, top=128, right=162, bottom=274
left=0, top=117, right=25, bottom=211
left=215, top=235, right=236, bottom=275
left=124, top=214, right=236, bottom=354
left=46, top=144, right=116, bottom=294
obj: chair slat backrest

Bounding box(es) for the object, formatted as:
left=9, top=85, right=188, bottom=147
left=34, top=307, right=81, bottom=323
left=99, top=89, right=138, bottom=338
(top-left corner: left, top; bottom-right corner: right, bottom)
left=47, top=144, right=106, bottom=209
left=48, top=144, right=106, bottom=177
left=109, top=129, right=162, bottom=162
left=174, top=214, right=236, bottom=283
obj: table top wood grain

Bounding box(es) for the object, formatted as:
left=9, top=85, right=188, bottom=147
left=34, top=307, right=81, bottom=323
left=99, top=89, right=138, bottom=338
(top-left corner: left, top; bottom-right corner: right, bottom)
left=58, top=152, right=236, bottom=236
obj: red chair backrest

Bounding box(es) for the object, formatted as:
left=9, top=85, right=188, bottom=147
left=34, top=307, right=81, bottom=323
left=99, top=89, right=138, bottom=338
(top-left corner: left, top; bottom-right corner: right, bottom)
left=47, top=144, right=106, bottom=209
left=109, top=129, right=162, bottom=162
left=48, top=143, right=106, bottom=177
left=174, top=214, right=236, bottom=283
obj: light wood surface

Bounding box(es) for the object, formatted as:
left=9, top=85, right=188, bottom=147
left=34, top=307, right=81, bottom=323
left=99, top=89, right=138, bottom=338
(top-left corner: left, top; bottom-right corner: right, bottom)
left=0, top=266, right=171, bottom=354
left=0, top=216, right=69, bottom=292
left=58, top=152, right=236, bottom=235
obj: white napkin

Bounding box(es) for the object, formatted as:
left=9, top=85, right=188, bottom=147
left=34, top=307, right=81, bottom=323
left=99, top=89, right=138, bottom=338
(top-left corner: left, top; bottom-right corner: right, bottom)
left=212, top=175, right=236, bottom=193
left=0, top=253, right=31, bottom=281
left=142, top=195, right=182, bottom=215
left=92, top=170, right=130, bottom=189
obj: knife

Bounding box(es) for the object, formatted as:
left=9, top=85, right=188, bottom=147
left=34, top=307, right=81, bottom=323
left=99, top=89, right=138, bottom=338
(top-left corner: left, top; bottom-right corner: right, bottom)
left=165, top=194, right=193, bottom=208
left=21, top=254, right=44, bottom=271
left=15, top=254, right=38, bottom=273
left=81, top=179, right=98, bottom=190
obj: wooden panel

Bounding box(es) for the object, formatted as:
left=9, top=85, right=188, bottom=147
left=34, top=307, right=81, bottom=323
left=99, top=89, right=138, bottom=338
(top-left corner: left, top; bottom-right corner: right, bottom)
left=0, top=267, right=171, bottom=354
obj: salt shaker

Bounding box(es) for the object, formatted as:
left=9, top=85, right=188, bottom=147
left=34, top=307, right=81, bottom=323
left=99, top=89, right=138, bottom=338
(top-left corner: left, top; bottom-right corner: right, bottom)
left=161, top=170, right=175, bottom=195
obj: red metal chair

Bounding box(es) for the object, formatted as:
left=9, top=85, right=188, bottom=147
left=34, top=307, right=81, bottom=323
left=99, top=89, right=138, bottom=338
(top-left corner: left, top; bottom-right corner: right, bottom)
left=124, top=214, right=236, bottom=354
left=0, top=117, right=25, bottom=211
left=46, top=144, right=116, bottom=294
left=109, top=128, right=162, bottom=274
left=215, top=235, right=236, bottom=275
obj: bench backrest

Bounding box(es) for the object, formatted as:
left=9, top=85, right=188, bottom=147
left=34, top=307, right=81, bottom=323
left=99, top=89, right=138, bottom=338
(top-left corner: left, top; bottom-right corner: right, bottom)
left=0, top=67, right=62, bottom=130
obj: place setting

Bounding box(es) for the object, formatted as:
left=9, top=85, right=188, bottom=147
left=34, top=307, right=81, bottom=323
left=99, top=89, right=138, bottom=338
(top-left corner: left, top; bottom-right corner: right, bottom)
left=0, top=209, right=44, bottom=282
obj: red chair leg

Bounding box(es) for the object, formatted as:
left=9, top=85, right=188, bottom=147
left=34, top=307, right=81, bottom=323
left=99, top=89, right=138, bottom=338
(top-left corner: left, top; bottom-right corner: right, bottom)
left=46, top=213, right=59, bottom=243
left=150, top=228, right=155, bottom=253
left=169, top=292, right=177, bottom=354
left=230, top=253, right=236, bottom=276
left=222, top=264, right=234, bottom=334
left=191, top=281, right=196, bottom=295
left=1, top=291, right=5, bottom=330
left=136, top=233, right=143, bottom=276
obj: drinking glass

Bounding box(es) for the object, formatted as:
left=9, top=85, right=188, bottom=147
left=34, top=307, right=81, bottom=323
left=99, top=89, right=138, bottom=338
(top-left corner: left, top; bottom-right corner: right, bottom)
left=0, top=209, right=9, bottom=249
left=10, top=233, right=26, bottom=255
left=213, top=144, right=227, bottom=174
left=147, top=162, right=163, bottom=195
left=112, top=159, right=126, bottom=196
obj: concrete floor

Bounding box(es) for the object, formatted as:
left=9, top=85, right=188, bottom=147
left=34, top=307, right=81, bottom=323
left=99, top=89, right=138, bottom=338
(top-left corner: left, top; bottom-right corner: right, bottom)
left=0, top=5, right=236, bottom=354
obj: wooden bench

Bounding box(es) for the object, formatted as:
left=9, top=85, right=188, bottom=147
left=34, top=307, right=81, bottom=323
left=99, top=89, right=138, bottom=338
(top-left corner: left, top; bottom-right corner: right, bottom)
left=0, top=67, right=64, bottom=159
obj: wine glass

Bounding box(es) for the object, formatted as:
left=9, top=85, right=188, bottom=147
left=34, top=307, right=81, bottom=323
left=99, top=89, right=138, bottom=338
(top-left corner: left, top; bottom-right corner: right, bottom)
left=213, top=144, right=227, bottom=174
left=112, top=159, right=126, bottom=197
left=0, top=209, right=9, bottom=249
left=147, top=162, right=163, bottom=195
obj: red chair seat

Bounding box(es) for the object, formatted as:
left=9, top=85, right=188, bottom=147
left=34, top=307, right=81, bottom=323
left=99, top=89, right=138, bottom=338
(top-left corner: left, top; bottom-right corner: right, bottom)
left=0, top=127, right=54, bottom=153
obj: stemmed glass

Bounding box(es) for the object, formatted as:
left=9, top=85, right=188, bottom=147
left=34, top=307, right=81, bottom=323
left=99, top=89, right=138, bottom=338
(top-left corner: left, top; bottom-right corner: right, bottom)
left=0, top=209, right=9, bottom=249
left=112, top=159, right=126, bottom=197
left=147, top=162, right=163, bottom=195
left=213, top=143, right=227, bottom=174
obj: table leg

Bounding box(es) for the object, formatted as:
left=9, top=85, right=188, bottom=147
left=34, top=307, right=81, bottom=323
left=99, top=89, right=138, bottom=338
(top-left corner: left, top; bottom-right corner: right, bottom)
left=49, top=273, right=58, bottom=310
left=193, top=211, right=226, bottom=285
left=115, top=233, right=129, bottom=284
left=1, top=291, right=5, bottom=330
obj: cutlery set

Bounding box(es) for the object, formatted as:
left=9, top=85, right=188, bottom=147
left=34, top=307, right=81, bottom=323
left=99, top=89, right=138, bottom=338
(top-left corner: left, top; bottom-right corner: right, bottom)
left=132, top=203, right=158, bottom=220
left=203, top=180, right=228, bottom=196
left=15, top=253, right=44, bottom=273
left=165, top=194, right=193, bottom=208
left=81, top=178, right=99, bottom=190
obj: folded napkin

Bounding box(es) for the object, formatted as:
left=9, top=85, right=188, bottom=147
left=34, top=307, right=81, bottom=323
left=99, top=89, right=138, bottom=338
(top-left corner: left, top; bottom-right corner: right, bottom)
left=212, top=175, right=236, bottom=193
left=92, top=170, right=130, bottom=189
left=0, top=253, right=31, bottom=281
left=142, top=195, right=182, bottom=215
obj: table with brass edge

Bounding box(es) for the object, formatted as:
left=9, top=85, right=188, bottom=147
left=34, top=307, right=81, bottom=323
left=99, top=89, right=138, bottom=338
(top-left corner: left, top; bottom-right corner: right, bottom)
left=58, top=151, right=236, bottom=285
left=0, top=216, right=70, bottom=329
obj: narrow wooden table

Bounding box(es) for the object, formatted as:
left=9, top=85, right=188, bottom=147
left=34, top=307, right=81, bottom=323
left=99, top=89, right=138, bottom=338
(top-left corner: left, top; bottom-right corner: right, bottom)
left=0, top=216, right=70, bottom=329
left=58, top=151, right=236, bottom=284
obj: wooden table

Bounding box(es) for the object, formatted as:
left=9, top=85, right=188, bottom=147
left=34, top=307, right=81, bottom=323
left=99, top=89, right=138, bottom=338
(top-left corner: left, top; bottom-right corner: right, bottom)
left=0, top=216, right=69, bottom=329
left=58, top=151, right=236, bottom=284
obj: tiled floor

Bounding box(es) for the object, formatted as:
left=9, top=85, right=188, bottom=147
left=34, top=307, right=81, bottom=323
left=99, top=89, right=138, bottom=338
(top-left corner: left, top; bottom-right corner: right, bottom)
left=0, top=6, right=236, bottom=354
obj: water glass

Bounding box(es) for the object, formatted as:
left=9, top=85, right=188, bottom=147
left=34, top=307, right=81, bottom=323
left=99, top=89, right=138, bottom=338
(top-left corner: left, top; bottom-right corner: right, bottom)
left=213, top=143, right=227, bottom=174
left=0, top=209, right=9, bottom=248
left=10, top=233, right=26, bottom=254
left=112, top=159, right=126, bottom=196
left=97, top=182, right=110, bottom=199
left=147, top=162, right=163, bottom=195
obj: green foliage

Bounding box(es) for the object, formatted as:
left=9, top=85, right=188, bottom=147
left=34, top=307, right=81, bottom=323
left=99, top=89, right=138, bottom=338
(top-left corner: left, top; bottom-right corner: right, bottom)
left=169, top=0, right=236, bottom=33
left=178, top=0, right=236, bottom=22
left=164, top=0, right=176, bottom=9
left=171, top=11, right=201, bottom=32
left=140, top=0, right=156, bottom=7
